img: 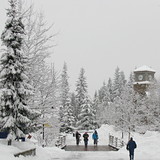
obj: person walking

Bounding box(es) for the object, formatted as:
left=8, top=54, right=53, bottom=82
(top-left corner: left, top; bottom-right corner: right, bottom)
left=92, top=130, right=98, bottom=146
left=75, top=131, right=81, bottom=145
left=126, top=137, right=137, bottom=160
left=83, top=132, right=89, bottom=148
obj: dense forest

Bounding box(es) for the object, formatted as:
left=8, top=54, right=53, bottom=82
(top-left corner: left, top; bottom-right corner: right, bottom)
left=0, top=0, right=160, bottom=147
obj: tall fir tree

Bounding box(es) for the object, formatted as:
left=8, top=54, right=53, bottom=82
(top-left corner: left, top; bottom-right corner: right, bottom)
left=92, top=91, right=99, bottom=120
left=75, top=68, right=88, bottom=123
left=119, top=71, right=126, bottom=92
left=98, top=81, right=108, bottom=103
left=97, top=81, right=112, bottom=125
left=112, top=67, right=121, bottom=100
left=92, top=91, right=99, bottom=128
left=77, top=96, right=95, bottom=130
left=112, top=67, right=126, bottom=101
left=70, top=92, right=77, bottom=126
left=63, top=98, right=75, bottom=132
left=0, top=0, right=39, bottom=142
left=107, top=78, right=113, bottom=102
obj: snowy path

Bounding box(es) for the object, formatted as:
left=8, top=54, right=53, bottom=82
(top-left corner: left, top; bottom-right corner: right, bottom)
left=61, top=152, right=84, bottom=160
left=53, top=131, right=129, bottom=160
left=50, top=151, right=129, bottom=160
left=49, top=126, right=159, bottom=160
left=50, top=150, right=153, bottom=160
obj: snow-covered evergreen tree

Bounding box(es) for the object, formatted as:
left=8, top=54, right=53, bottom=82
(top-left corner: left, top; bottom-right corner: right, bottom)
left=92, top=91, right=99, bottom=121
left=0, top=0, right=39, bottom=142
left=98, top=81, right=108, bottom=103
left=97, top=81, right=111, bottom=124
left=77, top=96, right=96, bottom=130
left=92, top=91, right=100, bottom=128
left=62, top=98, right=75, bottom=132
left=107, top=78, right=114, bottom=102
left=112, top=67, right=121, bottom=100
left=112, top=67, right=126, bottom=100
left=75, top=68, right=88, bottom=123
left=119, top=71, right=126, bottom=92
left=70, top=92, right=78, bottom=127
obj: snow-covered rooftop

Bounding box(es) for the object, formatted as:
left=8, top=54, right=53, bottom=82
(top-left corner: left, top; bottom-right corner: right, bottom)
left=134, top=65, right=155, bottom=72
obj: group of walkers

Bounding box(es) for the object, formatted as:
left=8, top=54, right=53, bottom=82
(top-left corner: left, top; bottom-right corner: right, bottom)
left=75, top=130, right=137, bottom=160
left=75, top=130, right=98, bottom=147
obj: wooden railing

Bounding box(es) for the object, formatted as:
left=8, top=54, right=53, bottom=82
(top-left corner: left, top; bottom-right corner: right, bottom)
left=55, top=135, right=66, bottom=149
left=14, top=148, right=36, bottom=157
left=109, top=134, right=125, bottom=150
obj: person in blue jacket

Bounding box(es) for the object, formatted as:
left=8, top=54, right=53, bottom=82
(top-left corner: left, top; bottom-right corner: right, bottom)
left=126, top=137, right=137, bottom=160
left=92, top=130, right=98, bottom=146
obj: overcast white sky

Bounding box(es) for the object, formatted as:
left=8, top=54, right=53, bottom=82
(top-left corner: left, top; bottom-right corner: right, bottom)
left=1, top=0, right=160, bottom=96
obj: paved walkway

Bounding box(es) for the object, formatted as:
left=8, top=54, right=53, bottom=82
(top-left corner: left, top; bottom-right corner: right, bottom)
left=64, top=145, right=118, bottom=151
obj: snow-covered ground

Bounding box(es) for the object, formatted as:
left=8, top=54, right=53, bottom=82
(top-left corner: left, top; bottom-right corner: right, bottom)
left=0, top=124, right=160, bottom=160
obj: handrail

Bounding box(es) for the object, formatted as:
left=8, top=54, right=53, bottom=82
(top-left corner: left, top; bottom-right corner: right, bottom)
left=55, top=135, right=66, bottom=149
left=14, top=148, right=36, bottom=157
left=109, top=134, right=125, bottom=150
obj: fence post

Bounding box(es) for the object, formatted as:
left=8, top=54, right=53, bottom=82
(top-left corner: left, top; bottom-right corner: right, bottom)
left=112, top=136, right=114, bottom=145
left=115, top=137, right=118, bottom=148
left=62, top=136, right=64, bottom=147
left=64, top=136, right=66, bottom=146
left=59, top=136, right=62, bottom=147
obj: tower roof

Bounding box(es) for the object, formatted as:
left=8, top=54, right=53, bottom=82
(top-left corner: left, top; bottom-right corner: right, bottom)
left=134, top=65, right=155, bottom=73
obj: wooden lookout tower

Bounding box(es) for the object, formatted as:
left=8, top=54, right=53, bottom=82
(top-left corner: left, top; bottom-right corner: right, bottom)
left=133, top=65, right=156, bottom=94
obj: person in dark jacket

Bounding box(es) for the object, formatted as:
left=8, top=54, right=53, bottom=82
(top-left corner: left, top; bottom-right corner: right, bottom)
left=92, top=130, right=98, bottom=146
left=126, top=137, right=137, bottom=160
left=83, top=132, right=89, bottom=147
left=75, top=131, right=81, bottom=145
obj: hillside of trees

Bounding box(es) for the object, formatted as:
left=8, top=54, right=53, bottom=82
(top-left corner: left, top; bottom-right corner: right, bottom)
left=0, top=0, right=160, bottom=147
